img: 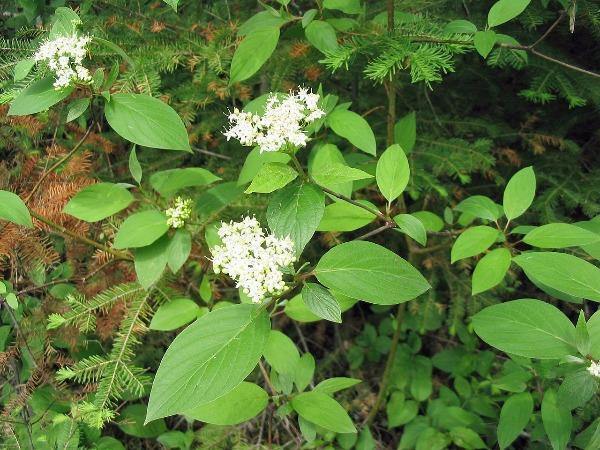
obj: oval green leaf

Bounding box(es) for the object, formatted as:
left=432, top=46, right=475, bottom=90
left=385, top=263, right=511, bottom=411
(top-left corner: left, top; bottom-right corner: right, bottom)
left=471, top=248, right=511, bottom=295
left=0, top=190, right=32, bottom=228
left=104, top=93, right=191, bottom=151
left=376, top=144, right=410, bottom=203
left=8, top=77, right=74, bottom=116
left=114, top=210, right=169, bottom=249
left=146, top=304, right=270, bottom=421
left=328, top=109, right=376, bottom=156
left=513, top=252, right=600, bottom=302
left=472, top=299, right=577, bottom=359
left=451, top=226, right=499, bottom=263
left=184, top=382, right=268, bottom=425
left=64, top=183, right=134, bottom=222
left=315, top=241, right=430, bottom=305
left=291, top=391, right=356, bottom=433
left=503, top=166, right=536, bottom=221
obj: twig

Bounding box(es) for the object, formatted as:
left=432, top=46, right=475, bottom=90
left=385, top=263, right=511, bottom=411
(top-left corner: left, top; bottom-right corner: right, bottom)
left=24, top=125, right=94, bottom=204
left=193, top=146, right=232, bottom=160
left=364, top=304, right=407, bottom=426
left=29, top=210, right=132, bottom=261
left=2, top=303, right=38, bottom=370
left=356, top=223, right=395, bottom=240
left=530, top=10, right=566, bottom=49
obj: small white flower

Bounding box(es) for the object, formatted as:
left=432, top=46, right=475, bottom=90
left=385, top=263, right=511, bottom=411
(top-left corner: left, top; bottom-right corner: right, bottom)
left=211, top=217, right=295, bottom=303
left=165, top=197, right=192, bottom=229
left=34, top=34, right=92, bottom=89
left=223, top=87, right=325, bottom=153
left=588, top=360, right=600, bottom=378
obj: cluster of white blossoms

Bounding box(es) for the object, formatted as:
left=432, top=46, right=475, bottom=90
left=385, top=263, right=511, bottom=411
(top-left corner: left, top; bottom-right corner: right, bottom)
left=165, top=197, right=192, bottom=229
left=224, top=87, right=325, bottom=153
left=34, top=34, right=92, bottom=89
left=211, top=216, right=295, bottom=303
left=588, top=360, right=600, bottom=378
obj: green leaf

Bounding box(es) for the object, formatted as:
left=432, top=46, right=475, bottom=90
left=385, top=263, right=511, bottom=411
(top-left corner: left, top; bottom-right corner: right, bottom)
left=13, top=58, right=35, bottom=81
left=230, top=27, right=280, bottom=84
left=8, top=77, right=74, bottom=116
left=455, top=195, right=502, bottom=222
left=245, top=162, right=298, bottom=194
left=513, top=252, right=600, bottom=302
left=119, top=404, right=166, bottom=438
left=557, top=369, right=598, bottom=410
left=541, top=389, right=571, bottom=450
left=488, top=0, right=532, bottom=27
left=376, top=144, right=410, bottom=203
left=413, top=211, right=444, bottom=232
left=305, top=20, right=338, bottom=54
left=451, top=226, right=499, bottom=263
left=472, top=248, right=511, bottom=295
left=134, top=236, right=170, bottom=289
left=196, top=182, right=244, bottom=221
left=5, top=293, right=18, bottom=309
left=184, top=382, right=268, bottom=425
left=315, top=241, right=430, bottom=305
left=104, top=93, right=191, bottom=151
left=295, top=353, right=315, bottom=392
left=444, top=19, right=477, bottom=34
left=301, top=283, right=342, bottom=323
left=317, top=199, right=377, bottom=232
left=472, top=299, right=577, bottom=358
left=416, top=427, right=450, bottom=450
left=328, top=109, right=376, bottom=156
left=312, top=162, right=373, bottom=185
left=166, top=229, right=191, bottom=273
left=497, top=392, right=533, bottom=449
left=302, top=9, right=318, bottom=28
left=129, top=146, right=142, bottom=184
left=49, top=7, right=81, bottom=39
left=314, top=377, right=361, bottom=396
left=114, top=210, right=169, bottom=249
left=587, top=310, right=600, bottom=359
left=394, top=214, right=427, bottom=246
left=150, top=298, right=201, bottom=331
left=263, top=330, right=300, bottom=374
left=449, top=427, right=486, bottom=449
left=386, top=391, right=406, bottom=428
left=162, top=0, right=179, bottom=11
left=0, top=190, right=32, bottom=228
left=267, top=182, right=325, bottom=256
left=285, top=292, right=357, bottom=323
left=156, top=432, right=191, bottom=450
left=503, top=166, right=536, bottom=221
left=523, top=223, right=600, bottom=248
left=63, top=183, right=134, bottom=222
left=308, top=144, right=352, bottom=196
left=576, top=311, right=591, bottom=356
left=394, top=111, right=416, bottom=153
left=323, top=0, right=361, bottom=14
left=238, top=11, right=288, bottom=36
left=238, top=147, right=290, bottom=185
left=291, top=392, right=356, bottom=433
left=149, top=168, right=220, bottom=197
left=473, top=30, right=497, bottom=58
left=65, top=98, right=90, bottom=123
left=146, top=304, right=270, bottom=421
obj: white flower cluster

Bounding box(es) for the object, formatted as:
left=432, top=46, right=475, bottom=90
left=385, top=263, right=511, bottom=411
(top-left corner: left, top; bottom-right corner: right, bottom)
left=34, top=34, right=92, bottom=89
left=211, top=216, right=295, bottom=303
left=224, top=87, right=325, bottom=153
left=165, top=197, right=192, bottom=229
left=588, top=360, right=600, bottom=378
